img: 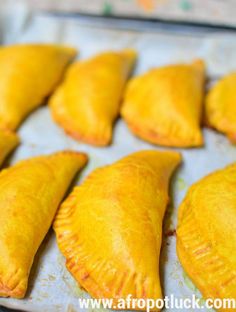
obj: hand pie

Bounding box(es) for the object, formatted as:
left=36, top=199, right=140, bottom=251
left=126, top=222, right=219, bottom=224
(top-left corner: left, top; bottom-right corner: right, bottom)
left=121, top=60, right=205, bottom=147
left=0, top=129, right=19, bottom=166
left=205, top=72, right=236, bottom=143
left=0, top=151, right=87, bottom=298
left=54, top=150, right=181, bottom=310
left=50, top=49, right=137, bottom=146
left=177, top=163, right=236, bottom=310
left=0, top=44, right=76, bottom=130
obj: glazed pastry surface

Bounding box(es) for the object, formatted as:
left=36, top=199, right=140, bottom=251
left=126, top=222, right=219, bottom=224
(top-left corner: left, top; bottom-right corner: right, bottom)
left=121, top=59, right=205, bottom=147
left=205, top=72, right=236, bottom=143
left=0, top=151, right=87, bottom=298
left=0, top=44, right=76, bottom=130
left=177, top=163, right=236, bottom=311
left=54, top=150, right=181, bottom=310
left=50, top=49, right=137, bottom=146
left=0, top=130, right=19, bottom=165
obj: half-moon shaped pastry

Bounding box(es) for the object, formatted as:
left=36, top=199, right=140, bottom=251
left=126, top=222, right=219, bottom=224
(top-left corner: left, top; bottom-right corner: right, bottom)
left=54, top=150, right=181, bottom=310
left=50, top=49, right=137, bottom=146
left=121, top=60, right=205, bottom=147
left=0, top=44, right=77, bottom=130
left=0, top=129, right=19, bottom=166
left=177, top=163, right=236, bottom=310
left=0, top=150, right=87, bottom=298
left=205, top=72, right=236, bottom=143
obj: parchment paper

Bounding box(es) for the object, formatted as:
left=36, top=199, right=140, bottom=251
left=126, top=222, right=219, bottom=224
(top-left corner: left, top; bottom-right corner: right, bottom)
left=1, top=12, right=236, bottom=312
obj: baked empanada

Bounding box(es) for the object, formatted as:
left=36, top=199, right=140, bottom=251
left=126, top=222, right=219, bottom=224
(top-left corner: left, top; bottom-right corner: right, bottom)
left=0, top=129, right=19, bottom=166
left=121, top=60, right=205, bottom=147
left=50, top=49, right=137, bottom=146
left=0, top=151, right=87, bottom=298
left=54, top=150, right=181, bottom=310
left=177, top=163, right=236, bottom=311
left=205, top=72, right=236, bottom=143
left=0, top=44, right=76, bottom=130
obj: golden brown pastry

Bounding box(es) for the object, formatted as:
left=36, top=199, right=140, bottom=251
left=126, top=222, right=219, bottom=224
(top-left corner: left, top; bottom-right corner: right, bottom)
left=0, top=151, right=87, bottom=298
left=121, top=59, right=205, bottom=147
left=205, top=72, right=236, bottom=143
left=54, top=150, right=181, bottom=310
left=0, top=129, right=19, bottom=166
left=177, top=163, right=236, bottom=311
left=0, top=44, right=76, bottom=130
left=50, top=49, right=137, bottom=146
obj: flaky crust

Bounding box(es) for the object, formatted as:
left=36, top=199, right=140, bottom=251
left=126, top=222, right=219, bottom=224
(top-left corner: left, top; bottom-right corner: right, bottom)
left=121, top=59, right=205, bottom=147
left=54, top=150, right=181, bottom=311
left=0, top=150, right=87, bottom=298
left=177, top=163, right=236, bottom=311
left=50, top=49, right=137, bottom=146
left=0, top=44, right=77, bottom=130
left=205, top=72, right=236, bottom=143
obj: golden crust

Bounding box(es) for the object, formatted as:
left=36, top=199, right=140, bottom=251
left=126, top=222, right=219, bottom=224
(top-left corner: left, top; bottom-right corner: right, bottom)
left=177, top=163, right=236, bottom=311
left=54, top=150, right=181, bottom=310
left=205, top=72, right=236, bottom=143
left=0, top=150, right=87, bottom=298
left=50, top=49, right=137, bottom=146
left=0, top=44, right=77, bottom=130
left=0, top=129, right=19, bottom=166
left=121, top=59, right=205, bottom=147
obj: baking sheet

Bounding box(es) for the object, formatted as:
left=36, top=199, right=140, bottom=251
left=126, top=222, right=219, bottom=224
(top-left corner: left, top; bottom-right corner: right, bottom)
left=1, top=12, right=236, bottom=312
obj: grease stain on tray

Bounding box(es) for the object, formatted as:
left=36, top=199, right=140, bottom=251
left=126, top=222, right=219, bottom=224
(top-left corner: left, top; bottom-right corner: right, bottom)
left=57, top=254, right=87, bottom=298
left=176, top=177, right=188, bottom=191
left=41, top=274, right=56, bottom=283
left=182, top=271, right=197, bottom=292
left=67, top=304, right=78, bottom=312
left=170, top=261, right=181, bottom=281
left=164, top=203, right=176, bottom=235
